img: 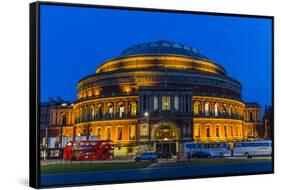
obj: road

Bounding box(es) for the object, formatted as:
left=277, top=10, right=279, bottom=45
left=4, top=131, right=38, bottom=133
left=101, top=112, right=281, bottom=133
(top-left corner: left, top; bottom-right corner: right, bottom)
left=41, top=161, right=272, bottom=187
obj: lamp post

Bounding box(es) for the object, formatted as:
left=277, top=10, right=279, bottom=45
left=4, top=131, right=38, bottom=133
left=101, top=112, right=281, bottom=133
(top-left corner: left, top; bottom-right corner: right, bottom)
left=144, top=112, right=151, bottom=151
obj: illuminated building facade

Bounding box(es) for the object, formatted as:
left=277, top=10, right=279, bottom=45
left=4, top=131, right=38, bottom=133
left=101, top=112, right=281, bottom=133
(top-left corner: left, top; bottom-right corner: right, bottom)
left=44, top=40, right=263, bottom=156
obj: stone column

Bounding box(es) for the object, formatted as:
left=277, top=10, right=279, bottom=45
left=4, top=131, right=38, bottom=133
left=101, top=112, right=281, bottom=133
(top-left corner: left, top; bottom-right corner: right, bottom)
left=158, top=95, right=162, bottom=113
left=113, top=101, right=117, bottom=118
left=125, top=101, right=129, bottom=117
left=188, top=93, right=192, bottom=113
left=137, top=95, right=142, bottom=116
left=103, top=102, right=107, bottom=117
left=171, top=95, right=175, bottom=112
left=181, top=95, right=185, bottom=113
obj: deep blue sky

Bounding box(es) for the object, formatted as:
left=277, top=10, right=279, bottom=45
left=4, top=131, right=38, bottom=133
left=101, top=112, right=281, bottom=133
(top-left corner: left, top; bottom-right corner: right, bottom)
left=40, top=4, right=272, bottom=111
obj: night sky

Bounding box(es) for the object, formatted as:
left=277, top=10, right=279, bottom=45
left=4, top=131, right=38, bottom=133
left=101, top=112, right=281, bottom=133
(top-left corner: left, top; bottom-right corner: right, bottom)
left=40, top=4, right=272, bottom=112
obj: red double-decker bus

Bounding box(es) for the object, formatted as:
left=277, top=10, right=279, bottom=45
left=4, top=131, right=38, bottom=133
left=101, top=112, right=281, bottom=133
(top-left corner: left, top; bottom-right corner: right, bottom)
left=63, top=140, right=114, bottom=161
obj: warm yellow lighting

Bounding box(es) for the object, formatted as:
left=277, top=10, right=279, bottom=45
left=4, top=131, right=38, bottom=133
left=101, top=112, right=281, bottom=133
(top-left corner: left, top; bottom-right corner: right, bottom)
left=95, top=55, right=226, bottom=75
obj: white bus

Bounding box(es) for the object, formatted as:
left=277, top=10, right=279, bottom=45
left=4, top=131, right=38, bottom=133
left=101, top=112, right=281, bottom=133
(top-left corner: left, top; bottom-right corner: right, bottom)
left=184, top=142, right=231, bottom=158
left=233, top=140, right=272, bottom=157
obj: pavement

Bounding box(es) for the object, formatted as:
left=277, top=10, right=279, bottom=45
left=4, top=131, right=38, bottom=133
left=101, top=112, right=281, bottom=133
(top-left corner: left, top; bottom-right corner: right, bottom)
left=40, top=160, right=273, bottom=187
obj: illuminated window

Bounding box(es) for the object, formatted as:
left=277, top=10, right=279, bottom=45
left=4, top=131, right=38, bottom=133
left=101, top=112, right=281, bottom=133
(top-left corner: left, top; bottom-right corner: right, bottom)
left=97, top=128, right=101, bottom=137
left=108, top=105, right=113, bottom=118
left=214, top=103, right=219, bottom=116
left=98, top=105, right=103, bottom=118
left=194, top=124, right=200, bottom=138
left=162, top=96, right=171, bottom=111
left=62, top=114, right=67, bottom=125
left=205, top=102, right=210, bottom=116
left=141, top=125, right=148, bottom=136
left=224, top=125, right=227, bottom=137
left=249, top=112, right=253, bottom=121
left=107, top=128, right=111, bottom=139
left=174, top=96, right=179, bottom=111
left=216, top=125, right=220, bottom=137
left=228, top=106, right=232, bottom=116
left=194, top=102, right=199, bottom=115
left=119, top=105, right=124, bottom=118
left=230, top=125, right=233, bottom=136
left=153, top=96, right=158, bottom=112
left=91, top=107, right=95, bottom=119
left=129, top=125, right=136, bottom=140
left=222, top=106, right=226, bottom=116
left=130, top=102, right=137, bottom=116
left=117, top=127, right=122, bottom=140
left=206, top=126, right=211, bottom=137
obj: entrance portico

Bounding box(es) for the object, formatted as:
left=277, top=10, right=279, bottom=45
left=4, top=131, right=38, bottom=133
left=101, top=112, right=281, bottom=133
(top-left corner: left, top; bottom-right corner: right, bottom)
left=151, top=121, right=180, bottom=155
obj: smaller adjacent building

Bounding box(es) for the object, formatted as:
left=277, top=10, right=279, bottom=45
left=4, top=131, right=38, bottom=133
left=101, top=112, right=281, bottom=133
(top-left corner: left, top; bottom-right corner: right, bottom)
left=40, top=98, right=73, bottom=147
left=243, top=103, right=263, bottom=140
left=263, top=106, right=273, bottom=139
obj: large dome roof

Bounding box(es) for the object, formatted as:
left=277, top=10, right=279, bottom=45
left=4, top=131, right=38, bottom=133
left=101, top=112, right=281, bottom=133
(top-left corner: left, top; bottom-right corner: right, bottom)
left=120, top=40, right=208, bottom=60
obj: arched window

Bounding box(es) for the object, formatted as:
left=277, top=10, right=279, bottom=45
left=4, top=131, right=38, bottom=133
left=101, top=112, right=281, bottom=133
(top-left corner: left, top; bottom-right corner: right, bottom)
left=249, top=112, right=253, bottom=121
left=117, top=127, right=123, bottom=140
left=194, top=124, right=200, bottom=138
left=222, top=105, right=226, bottom=116
left=83, top=107, right=87, bottom=121
left=130, top=102, right=137, bottom=116
left=62, top=114, right=67, bottom=125
left=107, top=128, right=111, bottom=140
left=214, top=103, right=219, bottom=116
left=107, top=103, right=113, bottom=118
left=194, top=102, right=200, bottom=116
left=118, top=102, right=125, bottom=118
left=91, top=106, right=95, bottom=119
left=97, top=127, right=101, bottom=137
left=228, top=106, right=232, bottom=116
left=162, top=96, right=171, bottom=111
left=230, top=125, right=234, bottom=136
left=79, top=108, right=83, bottom=122
left=98, top=104, right=103, bottom=119
left=215, top=125, right=220, bottom=137
left=87, top=106, right=91, bottom=120
left=206, top=125, right=211, bottom=137
left=205, top=102, right=210, bottom=116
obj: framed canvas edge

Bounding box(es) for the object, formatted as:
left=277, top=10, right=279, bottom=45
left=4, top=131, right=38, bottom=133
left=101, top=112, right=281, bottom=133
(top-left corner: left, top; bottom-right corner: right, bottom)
left=30, top=1, right=41, bottom=189
left=29, top=1, right=275, bottom=189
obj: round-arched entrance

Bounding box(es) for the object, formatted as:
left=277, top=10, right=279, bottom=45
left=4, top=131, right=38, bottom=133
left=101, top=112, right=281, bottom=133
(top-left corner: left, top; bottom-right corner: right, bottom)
left=152, top=122, right=180, bottom=155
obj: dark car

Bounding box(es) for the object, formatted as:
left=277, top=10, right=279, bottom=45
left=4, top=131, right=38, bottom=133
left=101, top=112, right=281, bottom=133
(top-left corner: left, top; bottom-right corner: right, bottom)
left=191, top=151, right=211, bottom=158
left=157, top=151, right=172, bottom=159
left=135, top=151, right=158, bottom=162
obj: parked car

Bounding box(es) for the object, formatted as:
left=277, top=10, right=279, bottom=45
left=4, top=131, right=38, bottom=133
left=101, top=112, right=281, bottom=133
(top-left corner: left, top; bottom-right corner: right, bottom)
left=157, top=151, right=172, bottom=159
left=191, top=151, right=211, bottom=158
left=135, top=151, right=158, bottom=162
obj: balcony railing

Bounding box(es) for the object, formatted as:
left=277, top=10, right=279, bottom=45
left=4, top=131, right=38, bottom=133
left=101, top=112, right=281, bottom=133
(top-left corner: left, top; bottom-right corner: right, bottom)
left=75, top=113, right=137, bottom=123
left=76, top=92, right=138, bottom=103
left=193, top=113, right=243, bottom=120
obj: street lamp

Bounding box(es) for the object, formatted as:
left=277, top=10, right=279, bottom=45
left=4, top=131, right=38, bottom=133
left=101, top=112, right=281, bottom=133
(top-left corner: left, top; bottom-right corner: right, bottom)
left=144, top=112, right=151, bottom=150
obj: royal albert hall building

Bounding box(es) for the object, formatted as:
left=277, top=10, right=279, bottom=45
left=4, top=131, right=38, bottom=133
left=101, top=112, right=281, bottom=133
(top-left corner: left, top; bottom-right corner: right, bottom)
left=48, top=40, right=262, bottom=156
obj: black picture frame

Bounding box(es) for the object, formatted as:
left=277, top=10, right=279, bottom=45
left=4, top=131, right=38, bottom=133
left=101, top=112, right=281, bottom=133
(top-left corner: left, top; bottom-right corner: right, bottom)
left=29, top=1, right=274, bottom=188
